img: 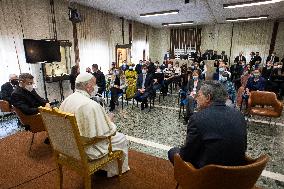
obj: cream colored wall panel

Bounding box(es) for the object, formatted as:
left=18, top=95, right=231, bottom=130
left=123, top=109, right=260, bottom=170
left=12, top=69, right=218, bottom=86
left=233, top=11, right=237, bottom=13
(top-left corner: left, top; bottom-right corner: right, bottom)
left=274, top=22, right=284, bottom=58
left=231, top=21, right=273, bottom=64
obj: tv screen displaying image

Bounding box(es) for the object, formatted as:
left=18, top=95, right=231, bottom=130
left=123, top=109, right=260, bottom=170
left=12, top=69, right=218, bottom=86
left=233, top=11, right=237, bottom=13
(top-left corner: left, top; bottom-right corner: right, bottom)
left=23, top=39, right=61, bottom=63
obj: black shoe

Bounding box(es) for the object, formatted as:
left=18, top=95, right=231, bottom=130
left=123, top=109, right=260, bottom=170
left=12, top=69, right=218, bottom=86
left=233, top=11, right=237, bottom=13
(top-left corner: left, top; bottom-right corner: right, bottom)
left=141, top=103, right=145, bottom=110
left=44, top=137, right=50, bottom=145
left=145, top=103, right=149, bottom=108
left=95, top=170, right=108, bottom=177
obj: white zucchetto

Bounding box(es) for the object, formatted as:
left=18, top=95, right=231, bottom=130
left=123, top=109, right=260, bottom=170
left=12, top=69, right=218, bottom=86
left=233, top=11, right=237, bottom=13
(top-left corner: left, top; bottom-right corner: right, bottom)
left=75, top=72, right=94, bottom=83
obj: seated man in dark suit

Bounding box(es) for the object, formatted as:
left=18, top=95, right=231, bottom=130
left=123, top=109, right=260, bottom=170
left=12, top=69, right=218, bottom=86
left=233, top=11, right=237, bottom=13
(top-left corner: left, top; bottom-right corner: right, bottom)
left=266, top=52, right=279, bottom=64
left=11, top=73, right=50, bottom=115
left=168, top=81, right=247, bottom=168
left=254, top=52, right=262, bottom=69
left=91, top=64, right=106, bottom=95
left=234, top=51, right=246, bottom=64
left=134, top=65, right=154, bottom=110
left=241, top=69, right=266, bottom=110
left=152, top=67, right=164, bottom=91
left=219, top=51, right=228, bottom=62
left=1, top=74, right=18, bottom=104
left=183, top=70, right=202, bottom=125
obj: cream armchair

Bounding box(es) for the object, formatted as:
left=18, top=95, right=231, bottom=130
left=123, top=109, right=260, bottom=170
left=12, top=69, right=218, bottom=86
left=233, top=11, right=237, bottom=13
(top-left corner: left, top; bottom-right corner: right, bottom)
left=39, top=107, right=123, bottom=189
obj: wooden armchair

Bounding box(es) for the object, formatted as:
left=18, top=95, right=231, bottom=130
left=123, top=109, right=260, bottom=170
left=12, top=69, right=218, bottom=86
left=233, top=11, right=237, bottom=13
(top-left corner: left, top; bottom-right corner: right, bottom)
left=39, top=107, right=123, bottom=189
left=174, top=154, right=269, bottom=189
left=13, top=106, right=45, bottom=152
left=248, top=91, right=283, bottom=125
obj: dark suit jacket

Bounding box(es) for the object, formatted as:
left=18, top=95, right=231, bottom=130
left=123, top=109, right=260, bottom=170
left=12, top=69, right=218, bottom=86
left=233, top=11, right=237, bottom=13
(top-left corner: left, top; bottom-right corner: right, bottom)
left=92, top=70, right=106, bottom=93
left=234, top=55, right=246, bottom=63
left=135, top=64, right=142, bottom=74
left=261, top=67, right=273, bottom=80
left=1, top=82, right=14, bottom=103
left=179, top=102, right=247, bottom=168
left=246, top=76, right=266, bottom=91
left=266, top=55, right=280, bottom=64
left=218, top=54, right=228, bottom=62
left=136, top=73, right=153, bottom=92
left=11, top=86, right=47, bottom=115
left=120, top=65, right=129, bottom=72
left=254, top=55, right=262, bottom=63
left=186, top=79, right=202, bottom=93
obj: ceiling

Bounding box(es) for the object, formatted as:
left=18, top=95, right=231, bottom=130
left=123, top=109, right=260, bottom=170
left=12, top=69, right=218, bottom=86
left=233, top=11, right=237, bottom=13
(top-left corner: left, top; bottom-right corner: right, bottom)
left=69, top=0, right=284, bottom=27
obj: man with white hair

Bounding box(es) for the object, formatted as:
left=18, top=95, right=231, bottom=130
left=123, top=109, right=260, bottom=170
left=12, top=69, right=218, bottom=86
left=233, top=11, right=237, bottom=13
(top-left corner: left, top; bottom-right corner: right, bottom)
left=60, top=72, right=129, bottom=177
left=1, top=74, right=19, bottom=103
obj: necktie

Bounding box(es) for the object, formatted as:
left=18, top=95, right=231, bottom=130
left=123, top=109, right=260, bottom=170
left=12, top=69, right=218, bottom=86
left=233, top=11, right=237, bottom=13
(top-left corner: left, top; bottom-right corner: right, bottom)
left=272, top=56, right=274, bottom=63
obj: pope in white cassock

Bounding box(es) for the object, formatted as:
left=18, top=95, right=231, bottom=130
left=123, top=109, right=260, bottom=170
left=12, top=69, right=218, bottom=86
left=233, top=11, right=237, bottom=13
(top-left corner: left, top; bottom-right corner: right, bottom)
left=60, top=72, right=129, bottom=177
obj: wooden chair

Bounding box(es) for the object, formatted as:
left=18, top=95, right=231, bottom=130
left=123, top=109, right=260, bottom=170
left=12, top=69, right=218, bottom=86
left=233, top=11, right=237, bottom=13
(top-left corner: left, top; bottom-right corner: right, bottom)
left=248, top=91, right=283, bottom=125
left=13, top=106, right=45, bottom=152
left=0, top=100, right=14, bottom=121
left=0, top=100, right=11, bottom=112
left=39, top=107, right=123, bottom=189
left=174, top=154, right=269, bottom=189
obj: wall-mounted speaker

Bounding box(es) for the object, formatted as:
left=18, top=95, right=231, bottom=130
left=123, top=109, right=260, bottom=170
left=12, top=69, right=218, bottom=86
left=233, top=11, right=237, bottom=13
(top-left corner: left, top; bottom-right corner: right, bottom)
left=185, top=0, right=190, bottom=4
left=68, top=8, right=82, bottom=23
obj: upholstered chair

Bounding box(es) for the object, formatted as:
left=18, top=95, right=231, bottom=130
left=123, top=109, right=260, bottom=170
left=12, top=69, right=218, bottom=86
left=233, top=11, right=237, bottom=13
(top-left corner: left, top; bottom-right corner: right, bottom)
left=248, top=91, right=283, bottom=125
left=13, top=106, right=45, bottom=152
left=174, top=154, right=269, bottom=189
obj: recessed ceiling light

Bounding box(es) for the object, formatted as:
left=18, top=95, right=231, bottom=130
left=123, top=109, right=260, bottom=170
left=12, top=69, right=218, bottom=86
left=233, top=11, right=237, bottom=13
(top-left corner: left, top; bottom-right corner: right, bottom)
left=140, top=10, right=179, bottom=18
left=223, top=0, right=284, bottom=9
left=162, top=21, right=194, bottom=26
left=226, top=15, right=269, bottom=22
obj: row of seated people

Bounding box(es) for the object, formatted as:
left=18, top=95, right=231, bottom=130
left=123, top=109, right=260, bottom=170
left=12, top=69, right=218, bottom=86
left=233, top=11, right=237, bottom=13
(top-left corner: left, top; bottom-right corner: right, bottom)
left=217, top=59, right=284, bottom=100
left=104, top=60, right=209, bottom=111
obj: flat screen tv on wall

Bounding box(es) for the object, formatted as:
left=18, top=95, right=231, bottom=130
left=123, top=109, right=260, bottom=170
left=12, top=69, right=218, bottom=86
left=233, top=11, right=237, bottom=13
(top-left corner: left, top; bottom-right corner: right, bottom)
left=23, top=39, right=61, bottom=63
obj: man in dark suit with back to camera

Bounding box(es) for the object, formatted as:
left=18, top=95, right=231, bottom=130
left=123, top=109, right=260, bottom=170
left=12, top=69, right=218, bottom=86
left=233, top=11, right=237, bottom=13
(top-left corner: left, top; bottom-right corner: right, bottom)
left=168, top=81, right=247, bottom=168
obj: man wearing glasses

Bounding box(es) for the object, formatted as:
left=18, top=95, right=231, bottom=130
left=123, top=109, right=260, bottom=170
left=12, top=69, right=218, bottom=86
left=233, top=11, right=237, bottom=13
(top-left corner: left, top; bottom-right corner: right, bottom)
left=11, top=73, right=50, bottom=115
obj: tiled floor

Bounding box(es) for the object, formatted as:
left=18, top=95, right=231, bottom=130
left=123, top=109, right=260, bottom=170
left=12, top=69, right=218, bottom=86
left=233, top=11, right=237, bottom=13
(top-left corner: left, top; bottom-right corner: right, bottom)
left=1, top=93, right=284, bottom=189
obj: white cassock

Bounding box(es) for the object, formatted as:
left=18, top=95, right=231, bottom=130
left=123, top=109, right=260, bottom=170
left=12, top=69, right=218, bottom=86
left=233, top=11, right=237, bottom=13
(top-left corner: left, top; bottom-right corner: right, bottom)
left=60, top=89, right=129, bottom=177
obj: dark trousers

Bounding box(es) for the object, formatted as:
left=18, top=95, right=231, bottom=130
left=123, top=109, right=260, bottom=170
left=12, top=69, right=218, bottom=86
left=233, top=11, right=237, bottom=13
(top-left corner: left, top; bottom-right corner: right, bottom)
left=184, top=96, right=196, bottom=121
left=168, top=147, right=180, bottom=165
left=134, top=90, right=150, bottom=103
left=161, top=77, right=174, bottom=94
left=110, top=87, right=122, bottom=109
